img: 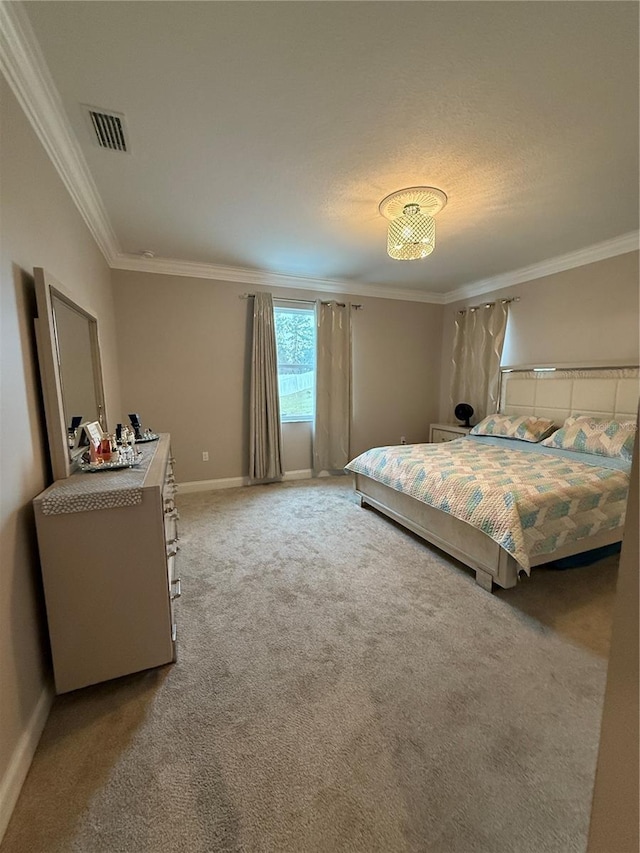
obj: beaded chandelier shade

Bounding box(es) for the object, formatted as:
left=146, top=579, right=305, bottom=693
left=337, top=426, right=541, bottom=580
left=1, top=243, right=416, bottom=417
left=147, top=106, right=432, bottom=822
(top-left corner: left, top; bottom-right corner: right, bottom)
left=379, top=187, right=447, bottom=261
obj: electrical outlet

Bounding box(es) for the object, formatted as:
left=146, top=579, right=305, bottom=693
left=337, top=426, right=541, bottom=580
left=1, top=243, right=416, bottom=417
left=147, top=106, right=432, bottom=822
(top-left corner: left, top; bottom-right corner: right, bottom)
left=400, top=436, right=406, bottom=445
left=202, top=451, right=209, bottom=462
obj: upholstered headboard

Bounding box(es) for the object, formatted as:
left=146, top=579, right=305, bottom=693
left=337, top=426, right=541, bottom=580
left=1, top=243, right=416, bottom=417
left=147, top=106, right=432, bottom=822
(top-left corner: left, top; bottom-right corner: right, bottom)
left=499, top=365, right=639, bottom=424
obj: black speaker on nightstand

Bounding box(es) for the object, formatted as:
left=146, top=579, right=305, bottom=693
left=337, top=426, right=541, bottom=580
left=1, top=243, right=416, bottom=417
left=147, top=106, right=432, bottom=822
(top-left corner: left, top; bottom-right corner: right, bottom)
left=454, top=403, right=474, bottom=428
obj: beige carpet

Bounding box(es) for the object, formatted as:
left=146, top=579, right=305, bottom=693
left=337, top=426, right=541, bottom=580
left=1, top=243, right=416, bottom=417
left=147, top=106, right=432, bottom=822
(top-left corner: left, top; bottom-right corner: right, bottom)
left=1, top=478, right=618, bottom=853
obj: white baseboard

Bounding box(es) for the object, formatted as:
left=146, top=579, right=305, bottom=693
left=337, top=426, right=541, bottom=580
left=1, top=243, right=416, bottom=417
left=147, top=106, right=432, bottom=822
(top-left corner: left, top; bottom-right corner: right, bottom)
left=179, top=469, right=314, bottom=493
left=179, top=475, right=246, bottom=493
left=0, top=685, right=53, bottom=843
left=283, top=469, right=313, bottom=482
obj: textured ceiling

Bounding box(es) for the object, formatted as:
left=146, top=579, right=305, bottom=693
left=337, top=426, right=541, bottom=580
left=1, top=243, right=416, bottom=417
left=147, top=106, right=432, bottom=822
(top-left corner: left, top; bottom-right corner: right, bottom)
left=24, top=1, right=639, bottom=294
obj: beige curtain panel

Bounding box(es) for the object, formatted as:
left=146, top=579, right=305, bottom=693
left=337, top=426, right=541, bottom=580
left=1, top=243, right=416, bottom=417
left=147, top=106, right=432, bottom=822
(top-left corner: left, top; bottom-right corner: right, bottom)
left=249, top=292, right=283, bottom=482
left=450, top=301, right=509, bottom=422
left=314, top=301, right=352, bottom=475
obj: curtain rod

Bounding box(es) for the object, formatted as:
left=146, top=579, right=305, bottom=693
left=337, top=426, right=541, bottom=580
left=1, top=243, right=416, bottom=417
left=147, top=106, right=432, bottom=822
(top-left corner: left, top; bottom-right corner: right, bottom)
left=240, top=293, right=363, bottom=309
left=457, top=296, right=520, bottom=315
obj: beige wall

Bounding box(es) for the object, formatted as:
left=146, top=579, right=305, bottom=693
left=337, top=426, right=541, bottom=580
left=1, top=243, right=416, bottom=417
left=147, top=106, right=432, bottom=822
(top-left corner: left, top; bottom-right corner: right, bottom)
left=111, top=270, right=444, bottom=484
left=439, top=252, right=640, bottom=420
left=0, top=78, right=121, bottom=834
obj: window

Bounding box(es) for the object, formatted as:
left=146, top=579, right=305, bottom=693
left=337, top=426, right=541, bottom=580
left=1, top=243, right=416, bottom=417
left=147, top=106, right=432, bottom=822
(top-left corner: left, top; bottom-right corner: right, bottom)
left=274, top=304, right=316, bottom=422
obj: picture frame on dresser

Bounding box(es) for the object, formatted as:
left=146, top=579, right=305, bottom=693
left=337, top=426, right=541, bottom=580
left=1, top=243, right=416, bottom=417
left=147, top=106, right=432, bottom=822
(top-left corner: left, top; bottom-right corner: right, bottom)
left=73, top=420, right=103, bottom=450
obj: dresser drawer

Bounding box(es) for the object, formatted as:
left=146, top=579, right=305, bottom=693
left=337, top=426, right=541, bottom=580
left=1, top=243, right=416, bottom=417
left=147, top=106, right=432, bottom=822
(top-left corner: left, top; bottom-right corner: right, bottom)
left=430, top=423, right=471, bottom=443
left=432, top=428, right=462, bottom=443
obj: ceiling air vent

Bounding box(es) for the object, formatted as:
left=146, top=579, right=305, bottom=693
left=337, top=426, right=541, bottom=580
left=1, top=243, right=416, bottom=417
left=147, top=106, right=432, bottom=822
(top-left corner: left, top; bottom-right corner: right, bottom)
left=82, top=105, right=129, bottom=152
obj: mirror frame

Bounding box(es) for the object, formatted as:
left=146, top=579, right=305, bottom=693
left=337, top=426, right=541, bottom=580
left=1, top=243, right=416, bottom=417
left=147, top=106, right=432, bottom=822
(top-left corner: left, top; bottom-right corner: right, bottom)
left=34, top=267, right=107, bottom=480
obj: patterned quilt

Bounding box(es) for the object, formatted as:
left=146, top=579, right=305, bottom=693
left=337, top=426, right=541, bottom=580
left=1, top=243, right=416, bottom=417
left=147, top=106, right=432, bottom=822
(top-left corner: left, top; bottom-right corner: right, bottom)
left=345, top=439, right=630, bottom=571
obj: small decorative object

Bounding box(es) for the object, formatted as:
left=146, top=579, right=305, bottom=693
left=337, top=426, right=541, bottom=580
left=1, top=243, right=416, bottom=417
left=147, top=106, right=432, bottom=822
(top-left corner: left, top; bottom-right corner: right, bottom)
left=135, top=431, right=159, bottom=442
left=455, top=402, right=474, bottom=427
left=126, top=413, right=159, bottom=441
left=79, top=456, right=142, bottom=473
left=129, top=413, right=143, bottom=440
left=118, top=426, right=159, bottom=443
left=74, top=420, right=103, bottom=451
left=79, top=439, right=142, bottom=472
left=67, top=415, right=83, bottom=448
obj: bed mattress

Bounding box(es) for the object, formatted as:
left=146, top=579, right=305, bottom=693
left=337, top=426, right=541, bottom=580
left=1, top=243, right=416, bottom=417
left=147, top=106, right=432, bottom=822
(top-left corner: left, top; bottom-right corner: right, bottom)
left=345, top=436, right=630, bottom=572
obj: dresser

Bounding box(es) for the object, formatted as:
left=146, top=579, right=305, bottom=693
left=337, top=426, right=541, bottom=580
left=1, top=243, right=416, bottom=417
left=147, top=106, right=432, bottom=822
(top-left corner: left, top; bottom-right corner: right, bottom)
left=33, top=434, right=179, bottom=694
left=429, top=423, right=472, bottom=443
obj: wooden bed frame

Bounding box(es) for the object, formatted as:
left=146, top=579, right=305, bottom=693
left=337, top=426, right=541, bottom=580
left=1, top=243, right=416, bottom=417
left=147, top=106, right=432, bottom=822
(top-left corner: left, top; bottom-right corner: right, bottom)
left=353, top=364, right=639, bottom=591
left=354, top=473, right=623, bottom=591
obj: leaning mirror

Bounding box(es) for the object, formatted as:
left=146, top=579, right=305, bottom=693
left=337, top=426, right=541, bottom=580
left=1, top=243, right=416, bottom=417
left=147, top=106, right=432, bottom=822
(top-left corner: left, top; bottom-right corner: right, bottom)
left=34, top=267, right=107, bottom=480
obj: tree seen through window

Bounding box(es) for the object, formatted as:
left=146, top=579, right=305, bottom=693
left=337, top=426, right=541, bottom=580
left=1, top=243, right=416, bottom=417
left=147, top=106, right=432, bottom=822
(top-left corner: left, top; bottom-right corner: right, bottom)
left=274, top=306, right=315, bottom=421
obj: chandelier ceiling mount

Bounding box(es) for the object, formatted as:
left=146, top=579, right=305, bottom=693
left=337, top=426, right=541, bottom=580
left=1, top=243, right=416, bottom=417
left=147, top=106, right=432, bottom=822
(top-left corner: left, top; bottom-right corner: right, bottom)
left=379, top=186, right=448, bottom=261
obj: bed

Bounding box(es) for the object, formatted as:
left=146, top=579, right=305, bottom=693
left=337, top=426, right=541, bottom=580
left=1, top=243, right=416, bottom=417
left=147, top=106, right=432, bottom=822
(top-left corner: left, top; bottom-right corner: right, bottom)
left=346, top=365, right=638, bottom=591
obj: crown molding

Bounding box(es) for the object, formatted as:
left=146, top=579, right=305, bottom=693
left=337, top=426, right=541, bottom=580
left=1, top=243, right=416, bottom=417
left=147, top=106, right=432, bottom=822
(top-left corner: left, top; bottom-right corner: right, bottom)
left=442, top=231, right=639, bottom=304
left=112, top=228, right=638, bottom=305
left=110, top=253, right=448, bottom=304
left=0, top=0, right=120, bottom=262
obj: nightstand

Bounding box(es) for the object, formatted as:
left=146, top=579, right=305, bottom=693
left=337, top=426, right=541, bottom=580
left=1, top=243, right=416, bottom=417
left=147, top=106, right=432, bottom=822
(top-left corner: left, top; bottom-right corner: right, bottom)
left=429, top=423, right=472, bottom=443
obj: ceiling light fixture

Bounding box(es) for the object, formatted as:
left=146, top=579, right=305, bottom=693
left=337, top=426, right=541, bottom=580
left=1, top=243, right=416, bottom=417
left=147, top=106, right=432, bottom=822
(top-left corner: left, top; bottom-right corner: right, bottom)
left=379, top=186, right=447, bottom=260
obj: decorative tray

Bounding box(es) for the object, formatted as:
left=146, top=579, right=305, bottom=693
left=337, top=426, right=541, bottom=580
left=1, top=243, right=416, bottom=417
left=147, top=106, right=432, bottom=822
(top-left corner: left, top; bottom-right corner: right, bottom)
left=118, top=433, right=159, bottom=444
left=79, top=459, right=142, bottom=473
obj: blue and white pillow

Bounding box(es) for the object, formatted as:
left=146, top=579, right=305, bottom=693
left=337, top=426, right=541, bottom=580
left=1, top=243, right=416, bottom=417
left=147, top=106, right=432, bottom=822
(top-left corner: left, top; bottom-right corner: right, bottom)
left=541, top=416, right=636, bottom=461
left=470, top=414, right=556, bottom=443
